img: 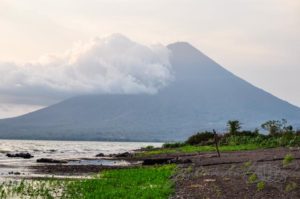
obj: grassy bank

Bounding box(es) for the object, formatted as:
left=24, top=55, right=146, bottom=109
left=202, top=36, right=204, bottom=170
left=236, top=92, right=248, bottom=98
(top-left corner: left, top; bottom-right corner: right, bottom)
left=138, top=132, right=300, bottom=157
left=0, top=165, right=176, bottom=199
left=138, top=143, right=261, bottom=156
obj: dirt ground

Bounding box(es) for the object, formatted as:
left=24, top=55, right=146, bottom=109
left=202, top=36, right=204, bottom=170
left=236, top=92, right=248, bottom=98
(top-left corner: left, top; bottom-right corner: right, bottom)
left=171, top=148, right=300, bottom=199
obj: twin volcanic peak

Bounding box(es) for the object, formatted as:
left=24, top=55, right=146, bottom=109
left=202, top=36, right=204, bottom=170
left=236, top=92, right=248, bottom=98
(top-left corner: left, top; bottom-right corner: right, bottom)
left=0, top=42, right=299, bottom=141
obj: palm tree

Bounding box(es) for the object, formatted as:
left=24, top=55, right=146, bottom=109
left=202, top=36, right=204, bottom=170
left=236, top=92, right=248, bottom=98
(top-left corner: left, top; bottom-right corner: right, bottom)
left=227, top=120, right=241, bottom=135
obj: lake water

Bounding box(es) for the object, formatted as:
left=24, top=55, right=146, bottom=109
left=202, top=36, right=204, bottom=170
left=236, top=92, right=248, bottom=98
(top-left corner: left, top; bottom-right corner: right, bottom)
left=0, top=139, right=162, bottom=181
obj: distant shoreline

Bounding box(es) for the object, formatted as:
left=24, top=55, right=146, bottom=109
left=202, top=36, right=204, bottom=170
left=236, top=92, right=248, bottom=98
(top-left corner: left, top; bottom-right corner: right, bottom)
left=0, top=138, right=165, bottom=143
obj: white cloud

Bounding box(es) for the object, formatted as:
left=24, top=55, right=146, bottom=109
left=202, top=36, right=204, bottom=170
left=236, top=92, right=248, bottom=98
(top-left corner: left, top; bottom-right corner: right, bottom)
left=0, top=34, right=173, bottom=106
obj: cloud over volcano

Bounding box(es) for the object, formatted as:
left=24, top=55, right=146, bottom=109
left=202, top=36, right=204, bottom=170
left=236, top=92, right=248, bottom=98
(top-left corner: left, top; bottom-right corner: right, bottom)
left=0, top=34, right=172, bottom=106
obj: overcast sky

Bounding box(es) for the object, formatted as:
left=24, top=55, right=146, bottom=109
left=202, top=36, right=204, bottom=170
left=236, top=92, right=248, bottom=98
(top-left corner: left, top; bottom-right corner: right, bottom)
left=0, top=0, right=299, bottom=118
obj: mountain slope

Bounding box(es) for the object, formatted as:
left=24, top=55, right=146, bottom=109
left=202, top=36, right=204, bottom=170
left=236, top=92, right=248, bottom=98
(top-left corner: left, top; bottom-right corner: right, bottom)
left=0, top=42, right=299, bottom=141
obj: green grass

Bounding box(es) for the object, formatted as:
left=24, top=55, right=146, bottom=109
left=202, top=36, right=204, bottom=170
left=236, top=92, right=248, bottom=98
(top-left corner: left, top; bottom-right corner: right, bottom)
left=138, top=144, right=262, bottom=157
left=64, top=165, right=176, bottom=199
left=257, top=181, right=266, bottom=191
left=248, top=173, right=258, bottom=184
left=283, top=154, right=294, bottom=167
left=0, top=165, right=176, bottom=199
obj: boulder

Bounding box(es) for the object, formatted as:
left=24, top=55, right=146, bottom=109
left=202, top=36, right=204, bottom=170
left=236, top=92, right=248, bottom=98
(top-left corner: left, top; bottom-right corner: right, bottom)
left=8, top=171, right=21, bottom=175
left=115, top=152, right=132, bottom=158
left=6, top=153, right=33, bottom=159
left=95, top=153, right=105, bottom=157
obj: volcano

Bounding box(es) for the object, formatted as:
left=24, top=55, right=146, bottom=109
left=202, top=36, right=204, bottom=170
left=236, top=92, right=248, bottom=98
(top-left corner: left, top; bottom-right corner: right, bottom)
left=0, top=42, right=299, bottom=141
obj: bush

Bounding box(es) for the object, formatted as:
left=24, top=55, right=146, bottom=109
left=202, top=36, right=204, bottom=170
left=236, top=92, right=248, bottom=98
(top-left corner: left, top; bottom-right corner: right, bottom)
left=288, top=136, right=300, bottom=147
left=259, top=137, right=279, bottom=148
left=185, top=131, right=215, bottom=145
left=220, top=132, right=266, bottom=146
left=145, top=145, right=154, bottom=150
left=238, top=130, right=259, bottom=137
left=219, top=130, right=300, bottom=148
left=162, top=142, right=186, bottom=148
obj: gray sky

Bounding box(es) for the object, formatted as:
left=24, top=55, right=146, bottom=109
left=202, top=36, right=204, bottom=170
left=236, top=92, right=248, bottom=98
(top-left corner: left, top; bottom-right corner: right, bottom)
left=0, top=0, right=300, bottom=118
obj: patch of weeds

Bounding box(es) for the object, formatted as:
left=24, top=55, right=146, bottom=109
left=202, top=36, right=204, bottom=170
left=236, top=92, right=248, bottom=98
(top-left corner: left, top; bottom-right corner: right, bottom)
left=248, top=173, right=258, bottom=184
left=195, top=168, right=206, bottom=177
left=245, top=170, right=253, bottom=175
left=283, top=154, right=294, bottom=167
left=186, top=165, right=193, bottom=173
left=285, top=182, right=298, bottom=192
left=243, top=161, right=252, bottom=168
left=256, top=181, right=265, bottom=191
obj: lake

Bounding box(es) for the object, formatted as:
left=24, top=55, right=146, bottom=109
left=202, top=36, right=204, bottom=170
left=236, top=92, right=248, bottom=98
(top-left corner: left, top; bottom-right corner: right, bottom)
left=0, top=139, right=162, bottom=181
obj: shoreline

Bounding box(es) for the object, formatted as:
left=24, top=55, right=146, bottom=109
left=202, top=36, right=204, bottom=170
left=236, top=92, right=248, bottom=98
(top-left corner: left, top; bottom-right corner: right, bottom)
left=0, top=145, right=299, bottom=198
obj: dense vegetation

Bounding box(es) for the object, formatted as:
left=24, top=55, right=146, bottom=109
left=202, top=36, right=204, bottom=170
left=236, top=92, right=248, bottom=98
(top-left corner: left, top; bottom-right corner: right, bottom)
left=0, top=165, right=175, bottom=199
left=141, top=119, right=300, bottom=156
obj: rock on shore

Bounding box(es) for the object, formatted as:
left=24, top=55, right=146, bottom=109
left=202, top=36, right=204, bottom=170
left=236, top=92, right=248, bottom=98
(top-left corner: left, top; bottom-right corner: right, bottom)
left=6, top=153, right=33, bottom=159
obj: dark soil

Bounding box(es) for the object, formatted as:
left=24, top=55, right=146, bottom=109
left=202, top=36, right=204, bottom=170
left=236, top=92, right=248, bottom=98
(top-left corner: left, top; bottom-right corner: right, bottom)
left=170, top=148, right=300, bottom=199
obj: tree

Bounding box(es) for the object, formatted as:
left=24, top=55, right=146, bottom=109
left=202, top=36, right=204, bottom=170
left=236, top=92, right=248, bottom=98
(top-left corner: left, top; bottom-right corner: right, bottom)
left=227, top=120, right=241, bottom=135
left=260, top=119, right=293, bottom=135
left=281, top=119, right=294, bottom=133
left=261, top=120, right=281, bottom=135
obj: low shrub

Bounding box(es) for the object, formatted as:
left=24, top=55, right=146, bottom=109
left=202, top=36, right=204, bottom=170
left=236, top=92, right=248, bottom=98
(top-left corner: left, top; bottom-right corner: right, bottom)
left=163, top=142, right=186, bottom=148
left=220, top=134, right=266, bottom=146
left=220, top=132, right=300, bottom=148
left=185, top=131, right=215, bottom=145
left=288, top=136, right=300, bottom=147
left=145, top=145, right=154, bottom=150
left=238, top=130, right=259, bottom=137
